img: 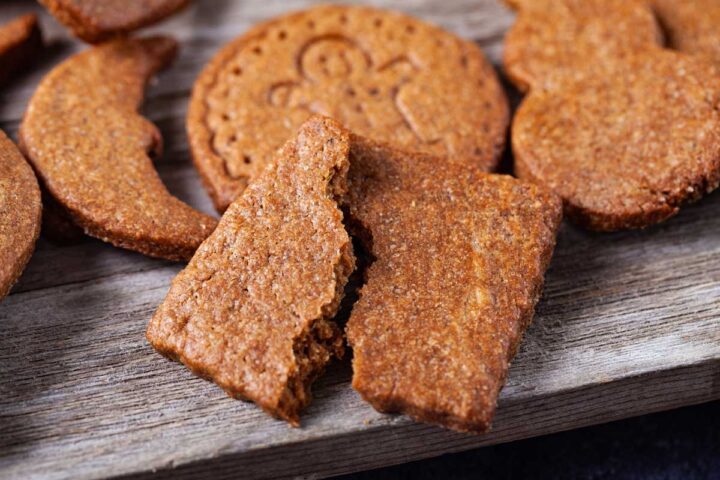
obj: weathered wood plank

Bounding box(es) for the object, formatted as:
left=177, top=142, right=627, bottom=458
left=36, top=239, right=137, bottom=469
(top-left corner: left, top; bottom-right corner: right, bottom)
left=121, top=360, right=719, bottom=480
left=2, top=193, right=718, bottom=480
left=0, top=1, right=719, bottom=479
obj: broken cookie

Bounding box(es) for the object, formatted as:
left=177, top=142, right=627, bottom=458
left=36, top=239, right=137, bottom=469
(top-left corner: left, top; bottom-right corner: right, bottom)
left=188, top=4, right=509, bottom=212
left=20, top=36, right=217, bottom=261
left=0, top=13, right=43, bottom=87
left=0, top=131, right=41, bottom=300
left=506, top=0, right=720, bottom=230
left=346, top=136, right=563, bottom=433
left=147, top=116, right=353, bottom=425
left=39, top=0, right=190, bottom=44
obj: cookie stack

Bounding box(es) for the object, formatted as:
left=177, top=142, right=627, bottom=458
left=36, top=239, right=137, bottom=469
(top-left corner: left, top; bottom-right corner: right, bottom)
left=1, top=0, right=717, bottom=435
left=505, top=0, right=720, bottom=230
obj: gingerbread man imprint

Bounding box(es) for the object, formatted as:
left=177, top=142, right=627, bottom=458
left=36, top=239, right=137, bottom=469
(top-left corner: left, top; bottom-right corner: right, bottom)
left=188, top=5, right=510, bottom=213
left=268, top=35, right=443, bottom=146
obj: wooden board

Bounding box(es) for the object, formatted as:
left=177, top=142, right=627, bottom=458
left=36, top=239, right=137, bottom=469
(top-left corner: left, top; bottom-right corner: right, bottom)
left=1, top=1, right=719, bottom=479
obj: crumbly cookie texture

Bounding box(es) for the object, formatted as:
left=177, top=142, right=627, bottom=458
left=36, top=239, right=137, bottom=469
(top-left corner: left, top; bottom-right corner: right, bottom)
left=39, top=0, right=190, bottom=43
left=188, top=4, right=509, bottom=212
left=147, top=116, right=354, bottom=426
left=0, top=131, right=41, bottom=301
left=0, top=13, right=43, bottom=86
left=346, top=136, right=562, bottom=433
left=502, top=0, right=661, bottom=91
left=20, top=37, right=217, bottom=261
left=652, top=0, right=720, bottom=64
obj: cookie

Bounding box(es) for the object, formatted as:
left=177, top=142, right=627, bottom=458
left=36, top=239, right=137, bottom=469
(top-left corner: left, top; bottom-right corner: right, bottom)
left=0, top=131, right=42, bottom=300
left=0, top=14, right=43, bottom=87
left=345, top=136, right=562, bottom=433
left=188, top=4, right=509, bottom=212
left=652, top=0, right=720, bottom=64
left=503, top=0, right=661, bottom=91
left=39, top=0, right=190, bottom=44
left=509, top=3, right=720, bottom=230
left=147, top=116, right=353, bottom=425
left=20, top=37, right=217, bottom=261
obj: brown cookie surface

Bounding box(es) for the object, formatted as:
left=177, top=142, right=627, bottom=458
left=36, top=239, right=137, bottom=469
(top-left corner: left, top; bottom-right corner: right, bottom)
left=513, top=49, right=720, bottom=231
left=188, top=4, right=509, bottom=212
left=346, top=137, right=562, bottom=433
left=147, top=116, right=353, bottom=425
left=652, top=0, right=720, bottom=64
left=39, top=0, right=190, bottom=43
left=0, top=13, right=43, bottom=86
left=503, top=0, right=661, bottom=91
left=0, top=131, right=41, bottom=300
left=20, top=37, right=217, bottom=261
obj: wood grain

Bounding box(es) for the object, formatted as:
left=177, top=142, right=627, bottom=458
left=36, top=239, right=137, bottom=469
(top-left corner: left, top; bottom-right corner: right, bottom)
left=0, top=1, right=719, bottom=479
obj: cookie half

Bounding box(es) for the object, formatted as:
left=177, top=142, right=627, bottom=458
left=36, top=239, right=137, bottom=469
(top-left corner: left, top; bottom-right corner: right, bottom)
left=346, top=137, right=562, bottom=433
left=0, top=13, right=43, bottom=86
left=147, top=116, right=353, bottom=425
left=20, top=37, right=217, bottom=261
left=39, top=0, right=190, bottom=43
left=0, top=131, right=42, bottom=300
left=188, top=4, right=509, bottom=212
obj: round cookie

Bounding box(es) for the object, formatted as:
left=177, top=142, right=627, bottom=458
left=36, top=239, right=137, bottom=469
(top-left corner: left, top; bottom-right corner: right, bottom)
left=513, top=49, right=720, bottom=231
left=0, top=131, right=41, bottom=300
left=39, top=0, right=190, bottom=44
left=188, top=5, right=509, bottom=212
left=503, top=0, right=662, bottom=91
left=20, top=37, right=217, bottom=261
left=652, top=0, right=720, bottom=64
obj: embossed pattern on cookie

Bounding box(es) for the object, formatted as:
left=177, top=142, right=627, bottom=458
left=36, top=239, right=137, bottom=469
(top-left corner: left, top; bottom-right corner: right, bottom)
left=0, top=131, right=41, bottom=301
left=346, top=136, right=562, bottom=433
left=39, top=0, right=190, bottom=43
left=188, top=5, right=509, bottom=212
left=147, top=116, right=353, bottom=426
left=20, top=37, right=217, bottom=261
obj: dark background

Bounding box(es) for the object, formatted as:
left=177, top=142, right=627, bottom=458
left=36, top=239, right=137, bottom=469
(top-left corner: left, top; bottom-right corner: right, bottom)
left=342, top=401, right=720, bottom=480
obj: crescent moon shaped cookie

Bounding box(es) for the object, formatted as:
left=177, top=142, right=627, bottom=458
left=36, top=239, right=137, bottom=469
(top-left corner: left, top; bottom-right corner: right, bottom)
left=0, top=13, right=43, bottom=86
left=652, top=0, right=720, bottom=64
left=20, top=37, right=217, bottom=261
left=502, top=0, right=661, bottom=91
left=39, top=0, right=190, bottom=43
left=346, top=136, right=562, bottom=433
left=506, top=0, right=720, bottom=230
left=0, top=131, right=41, bottom=300
left=188, top=5, right=509, bottom=212
left=147, top=117, right=353, bottom=425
